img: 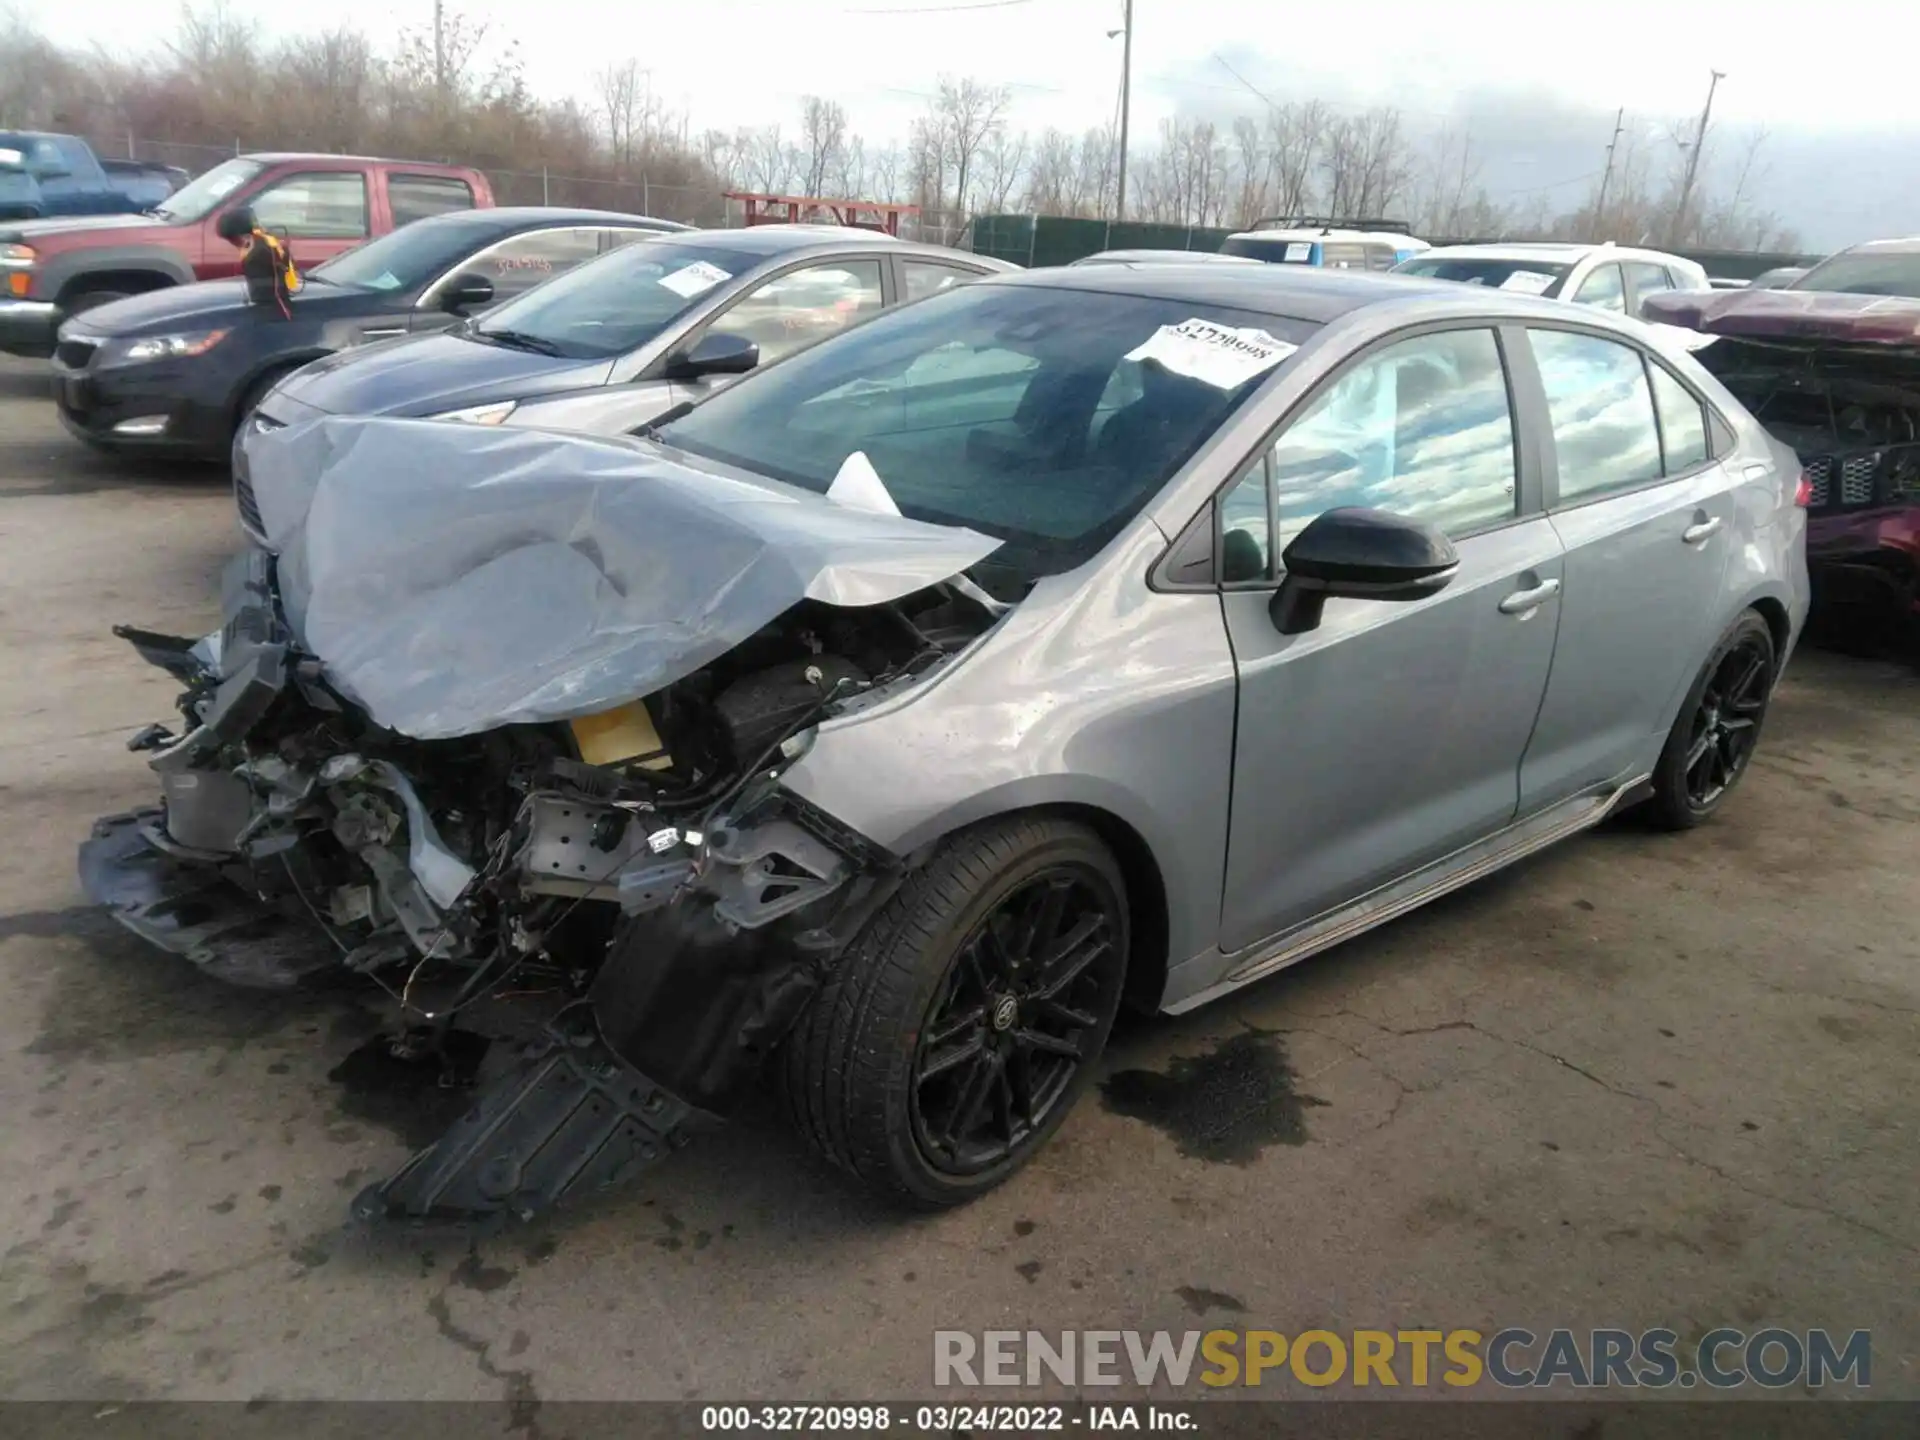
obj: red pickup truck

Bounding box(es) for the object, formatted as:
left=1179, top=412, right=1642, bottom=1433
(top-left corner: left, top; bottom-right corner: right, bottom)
left=0, top=152, right=493, bottom=357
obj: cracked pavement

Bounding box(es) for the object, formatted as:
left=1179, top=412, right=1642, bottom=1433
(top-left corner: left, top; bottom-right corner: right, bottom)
left=0, top=355, right=1915, bottom=1409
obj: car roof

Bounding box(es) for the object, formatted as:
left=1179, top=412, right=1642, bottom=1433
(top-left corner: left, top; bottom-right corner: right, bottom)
left=660, top=225, right=1016, bottom=268
left=1075, top=249, right=1262, bottom=266
left=420, top=206, right=687, bottom=232
left=984, top=263, right=1489, bottom=324
left=1830, top=235, right=1920, bottom=256
left=1413, top=241, right=1699, bottom=268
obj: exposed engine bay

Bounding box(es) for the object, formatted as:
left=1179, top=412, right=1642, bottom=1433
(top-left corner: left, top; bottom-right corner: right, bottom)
left=79, top=415, right=1007, bottom=1224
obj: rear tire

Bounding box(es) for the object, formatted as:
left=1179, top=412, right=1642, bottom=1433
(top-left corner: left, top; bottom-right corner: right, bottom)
left=1647, top=610, right=1776, bottom=831
left=779, top=816, right=1128, bottom=1208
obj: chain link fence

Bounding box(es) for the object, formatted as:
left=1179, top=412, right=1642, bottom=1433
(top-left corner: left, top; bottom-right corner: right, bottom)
left=94, top=135, right=985, bottom=247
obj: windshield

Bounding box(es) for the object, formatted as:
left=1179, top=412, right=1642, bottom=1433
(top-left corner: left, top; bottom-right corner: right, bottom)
left=657, top=283, right=1317, bottom=588
left=1790, top=251, right=1920, bottom=299
left=153, top=158, right=265, bottom=223
left=1393, top=256, right=1573, bottom=295
left=313, top=217, right=495, bottom=292
left=471, top=240, right=756, bottom=359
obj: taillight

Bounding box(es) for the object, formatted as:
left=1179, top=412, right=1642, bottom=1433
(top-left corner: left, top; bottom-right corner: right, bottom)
left=1793, top=470, right=1813, bottom=507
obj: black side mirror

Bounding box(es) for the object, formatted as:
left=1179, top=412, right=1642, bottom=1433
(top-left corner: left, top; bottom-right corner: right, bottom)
left=1270, top=507, right=1459, bottom=635
left=443, top=272, right=496, bottom=313
left=665, top=330, right=760, bottom=380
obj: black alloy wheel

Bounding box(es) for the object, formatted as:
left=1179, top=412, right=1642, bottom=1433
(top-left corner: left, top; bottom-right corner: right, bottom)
left=1648, top=610, right=1777, bottom=829
left=908, top=868, right=1124, bottom=1176
left=779, top=815, right=1129, bottom=1206
left=1682, top=631, right=1772, bottom=808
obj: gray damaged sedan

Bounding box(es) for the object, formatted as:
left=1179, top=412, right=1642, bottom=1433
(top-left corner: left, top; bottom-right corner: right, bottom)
left=81, top=265, right=1810, bottom=1222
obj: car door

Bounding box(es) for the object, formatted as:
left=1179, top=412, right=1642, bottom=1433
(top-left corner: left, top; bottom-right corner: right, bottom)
left=1214, top=324, right=1565, bottom=951
left=1514, top=325, right=1737, bottom=811
left=243, top=170, right=371, bottom=273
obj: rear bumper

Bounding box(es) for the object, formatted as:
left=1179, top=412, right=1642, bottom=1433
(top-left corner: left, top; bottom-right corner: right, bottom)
left=0, top=298, right=58, bottom=357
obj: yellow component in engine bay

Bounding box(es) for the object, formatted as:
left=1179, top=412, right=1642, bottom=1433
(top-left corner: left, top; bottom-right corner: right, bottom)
left=570, top=699, right=674, bottom=770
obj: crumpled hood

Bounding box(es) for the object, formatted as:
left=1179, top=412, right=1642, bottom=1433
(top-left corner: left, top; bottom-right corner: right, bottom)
left=244, top=415, right=1003, bottom=739
left=1643, top=288, right=1920, bottom=349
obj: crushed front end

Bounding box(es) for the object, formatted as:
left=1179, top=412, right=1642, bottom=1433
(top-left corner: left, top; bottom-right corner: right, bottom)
left=80, top=415, right=1005, bottom=1224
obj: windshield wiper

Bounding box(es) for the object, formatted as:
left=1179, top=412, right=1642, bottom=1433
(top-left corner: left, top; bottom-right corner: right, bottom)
left=476, top=328, right=564, bottom=356
left=634, top=400, right=695, bottom=438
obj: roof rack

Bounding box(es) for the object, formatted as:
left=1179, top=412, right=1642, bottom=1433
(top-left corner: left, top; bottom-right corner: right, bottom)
left=1251, top=214, right=1415, bottom=234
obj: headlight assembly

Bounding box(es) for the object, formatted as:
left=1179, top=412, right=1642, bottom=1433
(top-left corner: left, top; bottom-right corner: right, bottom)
left=430, top=400, right=519, bottom=425
left=123, top=329, right=229, bottom=362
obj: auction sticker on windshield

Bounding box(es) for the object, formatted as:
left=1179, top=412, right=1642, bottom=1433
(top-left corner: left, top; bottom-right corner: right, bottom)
left=658, top=261, right=733, bottom=298
left=1127, top=318, right=1298, bottom=390
left=1499, top=270, right=1557, bottom=295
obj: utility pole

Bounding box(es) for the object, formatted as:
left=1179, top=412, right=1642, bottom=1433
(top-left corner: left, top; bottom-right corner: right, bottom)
left=1593, top=106, right=1625, bottom=231
left=1671, top=69, right=1724, bottom=246
left=433, top=0, right=446, bottom=110
left=1112, top=0, right=1133, bottom=222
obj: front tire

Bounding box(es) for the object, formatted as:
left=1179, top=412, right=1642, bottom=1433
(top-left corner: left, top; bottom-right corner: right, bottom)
left=1647, top=610, right=1776, bottom=830
left=780, top=816, right=1128, bottom=1207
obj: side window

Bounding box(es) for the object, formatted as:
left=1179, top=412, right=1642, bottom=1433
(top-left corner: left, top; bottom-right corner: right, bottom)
left=57, top=138, right=94, bottom=175
left=1363, top=244, right=1399, bottom=272
left=480, top=229, right=603, bottom=301
left=1648, top=362, right=1710, bottom=475
left=27, top=139, right=65, bottom=174
left=250, top=172, right=369, bottom=240
left=1263, top=327, right=1517, bottom=550
left=716, top=259, right=885, bottom=365
left=902, top=260, right=985, bottom=302
left=1218, top=456, right=1273, bottom=583
left=390, top=174, right=475, bottom=226
left=1319, top=242, right=1366, bottom=270
left=604, top=227, right=664, bottom=251
left=1625, top=261, right=1674, bottom=317
left=1572, top=263, right=1626, bottom=312
left=1530, top=329, right=1664, bottom=502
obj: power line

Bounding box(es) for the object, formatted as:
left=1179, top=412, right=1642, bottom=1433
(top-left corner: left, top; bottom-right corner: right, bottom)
left=1211, top=53, right=1276, bottom=108
left=843, top=0, right=1035, bottom=13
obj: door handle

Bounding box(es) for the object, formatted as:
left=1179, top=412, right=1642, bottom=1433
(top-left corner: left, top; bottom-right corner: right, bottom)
left=1498, top=578, right=1561, bottom=615
left=1683, top=517, right=1724, bottom=545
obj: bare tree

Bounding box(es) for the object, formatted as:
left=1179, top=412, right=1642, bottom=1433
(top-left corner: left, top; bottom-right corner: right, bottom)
left=977, top=126, right=1028, bottom=214
left=798, top=95, right=848, bottom=196
left=1320, top=108, right=1412, bottom=220
left=932, top=76, right=1011, bottom=222
left=595, top=60, right=643, bottom=168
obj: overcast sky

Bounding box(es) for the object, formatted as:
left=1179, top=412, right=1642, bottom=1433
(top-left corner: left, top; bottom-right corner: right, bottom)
left=23, top=0, right=1920, bottom=245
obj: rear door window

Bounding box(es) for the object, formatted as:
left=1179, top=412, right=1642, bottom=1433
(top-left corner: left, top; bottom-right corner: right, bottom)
left=902, top=259, right=988, bottom=302
left=1530, top=329, right=1663, bottom=501
left=1625, top=261, right=1675, bottom=317
left=390, top=174, right=476, bottom=226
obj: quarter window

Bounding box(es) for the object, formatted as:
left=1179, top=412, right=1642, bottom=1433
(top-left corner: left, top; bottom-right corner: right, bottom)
left=1648, top=363, right=1710, bottom=475
left=1572, top=263, right=1626, bottom=312
left=1530, top=329, right=1663, bottom=502
left=1218, top=458, right=1274, bottom=583
left=1625, top=260, right=1675, bottom=317
left=250, top=171, right=369, bottom=240
left=1260, top=327, right=1518, bottom=551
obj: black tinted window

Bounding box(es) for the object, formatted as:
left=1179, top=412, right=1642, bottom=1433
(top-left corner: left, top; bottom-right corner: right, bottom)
left=390, top=175, right=476, bottom=226
left=1264, top=327, right=1518, bottom=546
left=1649, top=363, right=1710, bottom=475
left=1531, top=330, right=1663, bottom=502
left=660, top=285, right=1316, bottom=587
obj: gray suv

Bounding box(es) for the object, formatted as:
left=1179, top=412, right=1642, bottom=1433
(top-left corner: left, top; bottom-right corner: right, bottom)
left=82, top=263, right=1809, bottom=1220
